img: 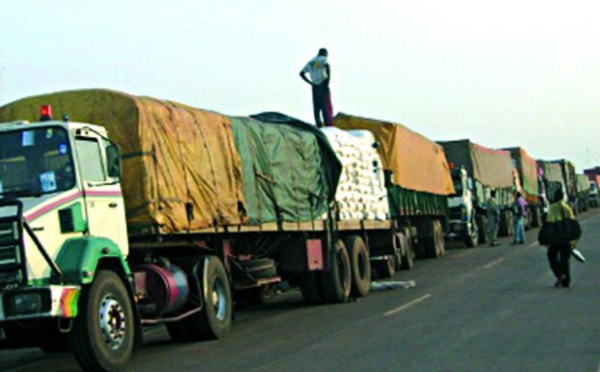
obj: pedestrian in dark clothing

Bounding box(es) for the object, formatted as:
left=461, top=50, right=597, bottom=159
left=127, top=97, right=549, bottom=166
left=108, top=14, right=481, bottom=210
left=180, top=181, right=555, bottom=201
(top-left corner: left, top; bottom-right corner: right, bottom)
left=300, top=48, right=333, bottom=128
left=511, top=190, right=527, bottom=244
left=545, top=189, right=576, bottom=288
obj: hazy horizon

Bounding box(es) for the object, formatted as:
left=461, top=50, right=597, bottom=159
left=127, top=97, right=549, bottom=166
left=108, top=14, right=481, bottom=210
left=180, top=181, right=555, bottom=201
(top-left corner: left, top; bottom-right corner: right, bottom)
left=1, top=0, right=598, bottom=171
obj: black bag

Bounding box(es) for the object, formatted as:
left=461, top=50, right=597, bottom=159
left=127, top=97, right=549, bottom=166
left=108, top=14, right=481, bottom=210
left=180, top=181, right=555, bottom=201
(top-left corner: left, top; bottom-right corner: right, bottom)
left=538, top=206, right=581, bottom=245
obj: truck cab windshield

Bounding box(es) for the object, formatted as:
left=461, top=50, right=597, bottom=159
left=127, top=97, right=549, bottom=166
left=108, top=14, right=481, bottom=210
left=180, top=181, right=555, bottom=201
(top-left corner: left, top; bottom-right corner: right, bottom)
left=0, top=127, right=75, bottom=198
left=450, top=172, right=463, bottom=197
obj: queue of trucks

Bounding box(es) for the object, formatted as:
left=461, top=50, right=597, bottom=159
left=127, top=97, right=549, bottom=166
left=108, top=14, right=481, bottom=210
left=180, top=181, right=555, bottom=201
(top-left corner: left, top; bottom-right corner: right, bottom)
left=0, top=89, right=594, bottom=371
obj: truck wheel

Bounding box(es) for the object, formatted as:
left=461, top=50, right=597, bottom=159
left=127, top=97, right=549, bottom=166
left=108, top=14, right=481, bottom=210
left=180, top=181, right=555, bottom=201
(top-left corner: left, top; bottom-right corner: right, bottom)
left=434, top=220, right=445, bottom=257
left=343, top=235, right=371, bottom=298
left=299, top=272, right=325, bottom=304
left=70, top=270, right=135, bottom=372
left=373, top=257, right=396, bottom=279
left=399, top=231, right=414, bottom=270
left=320, top=239, right=351, bottom=303
left=476, top=215, right=488, bottom=244
left=167, top=256, right=232, bottom=342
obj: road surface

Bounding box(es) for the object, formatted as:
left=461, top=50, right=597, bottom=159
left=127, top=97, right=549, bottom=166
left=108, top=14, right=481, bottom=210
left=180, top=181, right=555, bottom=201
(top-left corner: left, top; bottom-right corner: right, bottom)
left=3, top=209, right=600, bottom=371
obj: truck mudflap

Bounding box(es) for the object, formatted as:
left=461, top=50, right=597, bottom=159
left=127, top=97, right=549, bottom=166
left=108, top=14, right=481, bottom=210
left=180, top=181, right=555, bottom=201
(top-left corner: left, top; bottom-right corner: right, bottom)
left=0, top=285, right=80, bottom=321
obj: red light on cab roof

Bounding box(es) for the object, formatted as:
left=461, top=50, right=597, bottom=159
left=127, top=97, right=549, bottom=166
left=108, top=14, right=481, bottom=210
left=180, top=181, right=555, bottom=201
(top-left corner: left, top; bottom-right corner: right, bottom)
left=40, top=104, right=53, bottom=121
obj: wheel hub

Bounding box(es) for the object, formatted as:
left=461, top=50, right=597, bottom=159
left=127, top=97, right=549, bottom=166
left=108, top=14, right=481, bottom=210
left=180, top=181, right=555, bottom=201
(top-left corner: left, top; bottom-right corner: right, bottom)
left=99, top=294, right=126, bottom=350
left=211, top=279, right=227, bottom=321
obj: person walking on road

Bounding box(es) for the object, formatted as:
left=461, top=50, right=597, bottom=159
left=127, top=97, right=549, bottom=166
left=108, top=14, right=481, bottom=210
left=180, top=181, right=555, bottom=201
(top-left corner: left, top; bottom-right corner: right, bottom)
left=511, top=191, right=527, bottom=245
left=486, top=189, right=500, bottom=246
left=300, top=48, right=333, bottom=128
left=545, top=189, right=576, bottom=288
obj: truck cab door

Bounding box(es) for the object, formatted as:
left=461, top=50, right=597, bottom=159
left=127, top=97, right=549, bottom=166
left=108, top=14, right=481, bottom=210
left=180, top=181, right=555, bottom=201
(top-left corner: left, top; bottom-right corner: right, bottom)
left=74, top=133, right=129, bottom=255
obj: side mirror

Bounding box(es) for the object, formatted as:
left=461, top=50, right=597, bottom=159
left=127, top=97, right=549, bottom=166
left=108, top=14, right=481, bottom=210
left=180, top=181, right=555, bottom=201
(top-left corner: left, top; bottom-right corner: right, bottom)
left=106, top=145, right=122, bottom=179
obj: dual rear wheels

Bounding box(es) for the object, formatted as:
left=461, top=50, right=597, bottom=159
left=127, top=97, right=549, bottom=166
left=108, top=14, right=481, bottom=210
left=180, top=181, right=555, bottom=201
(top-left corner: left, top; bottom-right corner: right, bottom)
left=300, top=237, right=368, bottom=303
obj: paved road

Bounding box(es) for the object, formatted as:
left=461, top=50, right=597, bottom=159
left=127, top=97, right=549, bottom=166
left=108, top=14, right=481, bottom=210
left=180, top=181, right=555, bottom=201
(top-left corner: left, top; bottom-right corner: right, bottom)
left=3, top=209, right=600, bottom=371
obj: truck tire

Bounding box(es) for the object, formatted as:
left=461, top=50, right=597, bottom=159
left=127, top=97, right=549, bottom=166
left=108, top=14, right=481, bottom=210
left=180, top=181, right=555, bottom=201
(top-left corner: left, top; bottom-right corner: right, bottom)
left=373, top=257, right=396, bottom=279
left=299, top=272, right=325, bottom=304
left=70, top=270, right=135, bottom=372
left=476, top=215, right=488, bottom=244
left=434, top=220, right=445, bottom=257
left=424, top=220, right=445, bottom=257
left=399, top=230, right=415, bottom=270
left=343, top=235, right=371, bottom=298
left=320, top=239, right=351, bottom=303
left=166, top=256, right=232, bottom=342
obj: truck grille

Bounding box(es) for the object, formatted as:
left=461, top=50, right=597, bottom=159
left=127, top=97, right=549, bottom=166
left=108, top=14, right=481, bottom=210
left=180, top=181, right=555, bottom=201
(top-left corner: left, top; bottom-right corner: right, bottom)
left=0, top=201, right=27, bottom=289
left=0, top=222, right=19, bottom=265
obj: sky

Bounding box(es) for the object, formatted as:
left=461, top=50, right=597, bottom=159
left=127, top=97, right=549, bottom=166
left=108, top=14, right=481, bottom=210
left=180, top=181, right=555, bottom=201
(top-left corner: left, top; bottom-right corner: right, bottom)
left=1, top=0, right=599, bottom=171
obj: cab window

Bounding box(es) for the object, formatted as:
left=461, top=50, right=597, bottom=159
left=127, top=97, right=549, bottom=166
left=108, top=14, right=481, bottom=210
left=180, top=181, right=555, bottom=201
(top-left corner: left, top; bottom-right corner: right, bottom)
left=76, top=138, right=106, bottom=182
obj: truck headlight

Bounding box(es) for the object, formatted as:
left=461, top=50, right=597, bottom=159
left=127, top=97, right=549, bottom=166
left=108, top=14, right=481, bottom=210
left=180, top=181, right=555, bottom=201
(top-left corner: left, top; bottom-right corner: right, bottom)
left=4, top=290, right=50, bottom=316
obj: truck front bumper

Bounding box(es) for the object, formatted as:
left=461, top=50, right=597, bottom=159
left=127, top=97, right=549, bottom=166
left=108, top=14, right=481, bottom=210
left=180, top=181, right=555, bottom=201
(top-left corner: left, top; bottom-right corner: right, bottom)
left=0, top=285, right=80, bottom=322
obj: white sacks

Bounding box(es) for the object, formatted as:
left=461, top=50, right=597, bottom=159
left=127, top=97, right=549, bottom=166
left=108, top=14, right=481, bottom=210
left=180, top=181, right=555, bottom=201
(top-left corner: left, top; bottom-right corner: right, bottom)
left=322, top=128, right=390, bottom=221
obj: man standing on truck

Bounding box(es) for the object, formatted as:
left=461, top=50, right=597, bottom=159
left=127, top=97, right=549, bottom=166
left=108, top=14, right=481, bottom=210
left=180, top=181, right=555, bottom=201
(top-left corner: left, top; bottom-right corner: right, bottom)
left=486, top=190, right=500, bottom=246
left=299, top=48, right=333, bottom=128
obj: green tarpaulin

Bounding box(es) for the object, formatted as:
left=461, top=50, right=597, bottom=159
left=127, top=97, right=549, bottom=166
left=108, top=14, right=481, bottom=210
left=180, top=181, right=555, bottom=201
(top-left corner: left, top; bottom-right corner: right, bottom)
left=231, top=113, right=341, bottom=225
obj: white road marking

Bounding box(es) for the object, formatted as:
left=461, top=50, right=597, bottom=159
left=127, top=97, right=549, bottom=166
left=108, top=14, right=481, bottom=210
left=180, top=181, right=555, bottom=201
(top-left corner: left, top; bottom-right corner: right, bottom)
left=528, top=242, right=538, bottom=248
left=384, top=294, right=432, bottom=316
left=483, top=257, right=505, bottom=269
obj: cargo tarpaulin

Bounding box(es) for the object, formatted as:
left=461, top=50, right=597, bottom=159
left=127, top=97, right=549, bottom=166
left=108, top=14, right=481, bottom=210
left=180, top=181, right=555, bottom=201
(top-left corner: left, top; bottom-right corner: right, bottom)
left=438, top=139, right=514, bottom=189
left=538, top=161, right=563, bottom=182
left=334, top=113, right=454, bottom=196
left=505, top=147, right=539, bottom=197
left=0, top=89, right=246, bottom=233
left=231, top=113, right=341, bottom=225
left=577, top=174, right=590, bottom=192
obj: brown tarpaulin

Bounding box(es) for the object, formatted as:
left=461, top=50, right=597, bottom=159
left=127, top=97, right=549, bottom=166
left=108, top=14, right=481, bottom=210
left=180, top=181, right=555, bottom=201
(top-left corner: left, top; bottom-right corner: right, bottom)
left=0, top=89, right=246, bottom=233
left=505, top=147, right=539, bottom=197
left=334, top=113, right=454, bottom=196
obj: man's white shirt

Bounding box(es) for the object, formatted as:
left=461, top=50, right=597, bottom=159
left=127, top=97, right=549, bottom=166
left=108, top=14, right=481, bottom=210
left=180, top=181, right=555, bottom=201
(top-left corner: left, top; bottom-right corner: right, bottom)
left=302, top=55, right=329, bottom=85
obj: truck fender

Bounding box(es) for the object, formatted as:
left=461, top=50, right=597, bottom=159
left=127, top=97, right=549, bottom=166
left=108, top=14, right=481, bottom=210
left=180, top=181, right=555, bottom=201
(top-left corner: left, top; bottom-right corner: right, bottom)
left=56, top=236, right=144, bottom=346
left=55, top=236, right=131, bottom=285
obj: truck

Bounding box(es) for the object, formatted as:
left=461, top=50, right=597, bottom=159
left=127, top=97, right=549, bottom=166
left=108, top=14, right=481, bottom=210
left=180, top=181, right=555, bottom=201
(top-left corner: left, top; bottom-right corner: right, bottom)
left=503, top=147, right=544, bottom=228
left=0, top=89, right=411, bottom=371
left=437, top=140, right=517, bottom=247
left=584, top=168, right=600, bottom=208
left=549, top=159, right=578, bottom=213
left=576, top=174, right=591, bottom=212
left=536, top=160, right=562, bottom=221
left=333, top=113, right=455, bottom=268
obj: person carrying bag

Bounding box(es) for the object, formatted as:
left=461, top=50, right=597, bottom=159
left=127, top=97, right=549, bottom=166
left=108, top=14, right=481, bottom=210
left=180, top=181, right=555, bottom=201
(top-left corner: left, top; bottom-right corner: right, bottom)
left=538, top=189, right=582, bottom=288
